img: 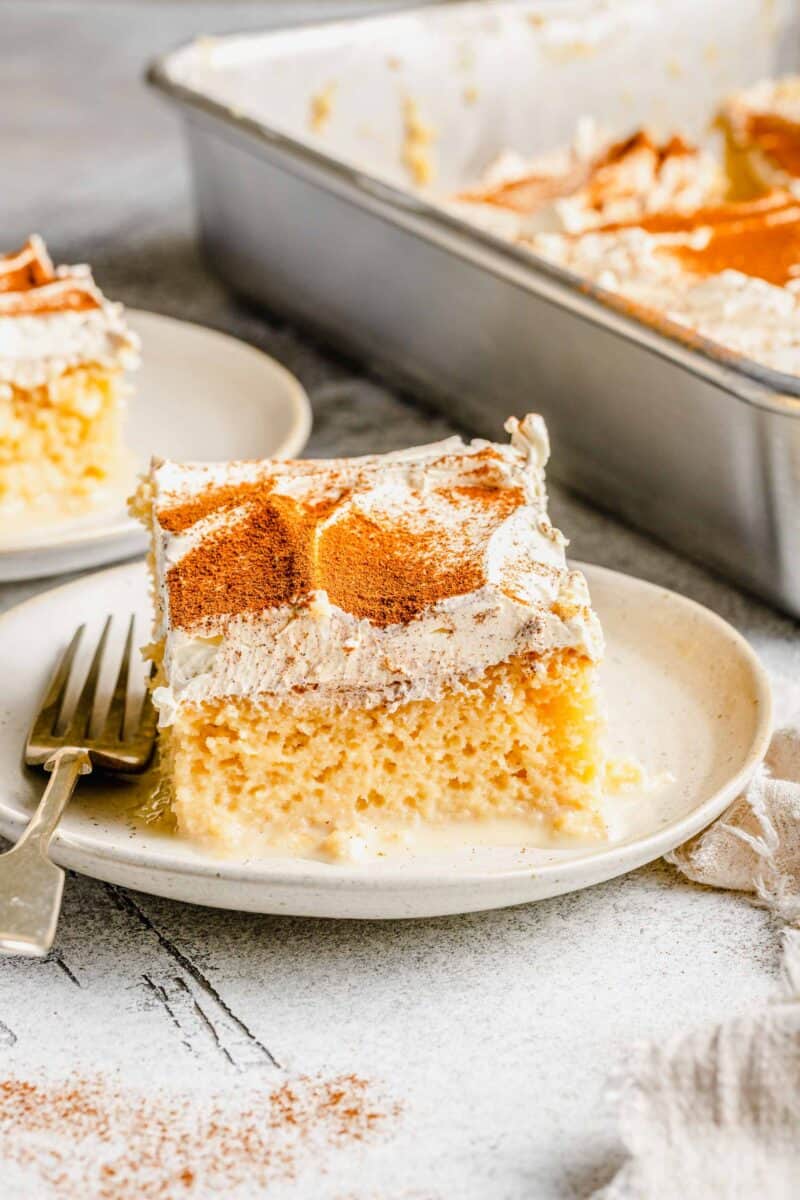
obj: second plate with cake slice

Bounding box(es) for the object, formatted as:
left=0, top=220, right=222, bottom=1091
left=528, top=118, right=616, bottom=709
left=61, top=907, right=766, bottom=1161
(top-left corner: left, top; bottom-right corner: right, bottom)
left=0, top=266, right=311, bottom=582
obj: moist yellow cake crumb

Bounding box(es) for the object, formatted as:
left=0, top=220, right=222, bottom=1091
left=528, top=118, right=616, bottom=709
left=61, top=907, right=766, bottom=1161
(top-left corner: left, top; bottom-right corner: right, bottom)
left=0, top=366, right=129, bottom=518
left=309, top=81, right=337, bottom=134
left=0, top=234, right=139, bottom=522
left=402, top=95, right=437, bottom=186
left=159, top=648, right=604, bottom=856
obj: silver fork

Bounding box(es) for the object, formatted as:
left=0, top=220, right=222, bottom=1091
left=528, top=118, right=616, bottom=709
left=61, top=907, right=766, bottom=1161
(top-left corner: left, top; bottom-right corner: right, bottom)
left=0, top=616, right=157, bottom=957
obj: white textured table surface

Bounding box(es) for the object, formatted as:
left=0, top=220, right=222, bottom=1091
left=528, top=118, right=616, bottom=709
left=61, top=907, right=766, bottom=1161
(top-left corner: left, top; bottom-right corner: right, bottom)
left=2, top=5, right=799, bottom=1198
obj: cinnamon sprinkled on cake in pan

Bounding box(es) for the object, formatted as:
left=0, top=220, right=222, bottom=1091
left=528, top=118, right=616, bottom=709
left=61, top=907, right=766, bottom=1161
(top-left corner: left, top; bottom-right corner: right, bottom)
left=584, top=191, right=800, bottom=287
left=666, top=202, right=800, bottom=286
left=595, top=189, right=794, bottom=235
left=457, top=129, right=698, bottom=216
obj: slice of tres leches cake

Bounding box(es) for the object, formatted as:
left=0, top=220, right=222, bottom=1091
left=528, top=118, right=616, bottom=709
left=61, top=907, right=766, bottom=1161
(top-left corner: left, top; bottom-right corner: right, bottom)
left=132, top=415, right=607, bottom=861
left=0, top=235, right=139, bottom=527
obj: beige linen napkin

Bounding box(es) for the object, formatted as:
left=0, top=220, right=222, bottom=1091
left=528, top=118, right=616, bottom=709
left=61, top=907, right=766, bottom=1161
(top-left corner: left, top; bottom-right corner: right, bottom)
left=593, top=987, right=800, bottom=1199
left=593, top=721, right=800, bottom=1199
left=667, top=728, right=800, bottom=926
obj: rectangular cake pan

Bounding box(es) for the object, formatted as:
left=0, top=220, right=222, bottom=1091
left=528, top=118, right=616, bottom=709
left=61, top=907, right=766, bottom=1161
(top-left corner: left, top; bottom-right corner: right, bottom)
left=149, top=0, right=800, bottom=618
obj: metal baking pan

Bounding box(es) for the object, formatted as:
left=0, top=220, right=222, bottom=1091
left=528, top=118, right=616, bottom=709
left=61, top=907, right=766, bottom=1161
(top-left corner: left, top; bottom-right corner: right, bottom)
left=149, top=0, right=800, bottom=618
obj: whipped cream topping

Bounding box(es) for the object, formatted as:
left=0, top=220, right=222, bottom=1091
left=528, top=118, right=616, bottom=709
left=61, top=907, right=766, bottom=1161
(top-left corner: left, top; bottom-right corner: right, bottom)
left=449, top=124, right=722, bottom=239
left=144, top=416, right=603, bottom=723
left=0, top=236, right=140, bottom=389
left=529, top=214, right=800, bottom=376
left=448, top=103, right=800, bottom=377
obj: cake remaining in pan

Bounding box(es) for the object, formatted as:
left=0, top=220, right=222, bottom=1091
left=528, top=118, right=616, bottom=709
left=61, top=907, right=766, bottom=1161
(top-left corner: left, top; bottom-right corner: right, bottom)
left=0, top=236, right=139, bottom=523
left=133, top=416, right=606, bottom=860
left=453, top=124, right=724, bottom=238
left=527, top=192, right=800, bottom=377
left=451, top=79, right=800, bottom=377
left=145, top=7, right=800, bottom=625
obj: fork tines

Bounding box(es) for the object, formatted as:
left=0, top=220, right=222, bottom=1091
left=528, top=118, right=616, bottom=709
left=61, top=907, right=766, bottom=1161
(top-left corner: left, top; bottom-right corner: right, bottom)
left=26, top=615, right=157, bottom=773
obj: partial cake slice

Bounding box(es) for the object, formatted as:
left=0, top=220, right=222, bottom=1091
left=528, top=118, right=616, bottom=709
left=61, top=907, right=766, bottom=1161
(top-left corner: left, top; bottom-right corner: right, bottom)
left=719, top=77, right=800, bottom=198
left=0, top=235, right=140, bottom=524
left=134, top=416, right=606, bottom=860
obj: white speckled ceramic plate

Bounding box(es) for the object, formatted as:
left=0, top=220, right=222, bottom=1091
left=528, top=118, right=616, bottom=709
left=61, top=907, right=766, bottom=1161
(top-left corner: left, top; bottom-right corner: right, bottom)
left=0, top=310, right=312, bottom=581
left=0, top=560, right=772, bottom=919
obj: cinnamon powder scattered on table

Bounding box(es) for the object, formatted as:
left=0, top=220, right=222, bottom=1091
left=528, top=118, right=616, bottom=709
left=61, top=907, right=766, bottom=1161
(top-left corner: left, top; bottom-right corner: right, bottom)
left=0, top=1072, right=401, bottom=1199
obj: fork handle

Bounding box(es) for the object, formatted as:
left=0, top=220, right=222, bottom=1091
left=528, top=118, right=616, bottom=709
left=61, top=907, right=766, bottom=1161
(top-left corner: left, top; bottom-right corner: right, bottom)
left=17, top=749, right=92, bottom=852
left=0, top=749, right=91, bottom=957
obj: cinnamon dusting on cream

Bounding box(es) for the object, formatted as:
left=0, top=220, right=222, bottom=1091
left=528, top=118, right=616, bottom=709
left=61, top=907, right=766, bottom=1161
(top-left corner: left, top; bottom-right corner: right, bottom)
left=142, top=421, right=603, bottom=717
left=459, top=166, right=586, bottom=213
left=0, top=237, right=54, bottom=292
left=454, top=87, right=800, bottom=374
left=0, top=233, right=139, bottom=387
left=458, top=129, right=706, bottom=219
left=582, top=130, right=695, bottom=211
left=0, top=281, right=101, bottom=316
left=0, top=236, right=101, bottom=315
left=167, top=490, right=340, bottom=628
left=158, top=460, right=527, bottom=629
left=595, top=189, right=794, bottom=235
left=665, top=202, right=800, bottom=286
left=585, top=190, right=800, bottom=286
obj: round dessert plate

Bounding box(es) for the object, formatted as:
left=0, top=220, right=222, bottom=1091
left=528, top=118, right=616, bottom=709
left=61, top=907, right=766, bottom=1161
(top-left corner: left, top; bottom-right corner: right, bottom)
left=0, top=560, right=772, bottom=919
left=0, top=310, right=312, bottom=581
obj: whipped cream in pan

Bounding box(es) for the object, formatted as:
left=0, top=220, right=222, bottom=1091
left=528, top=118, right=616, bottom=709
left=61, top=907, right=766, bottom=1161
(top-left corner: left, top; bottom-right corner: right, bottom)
left=450, top=125, right=724, bottom=239
left=530, top=223, right=800, bottom=377
left=0, top=236, right=140, bottom=389
left=447, top=100, right=800, bottom=377
left=145, top=416, right=603, bottom=724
